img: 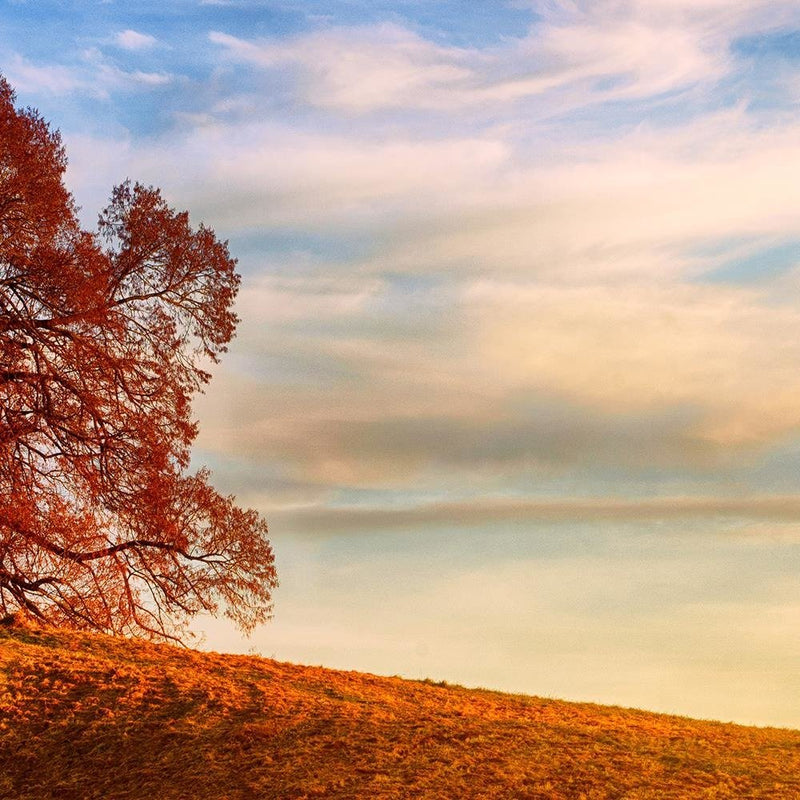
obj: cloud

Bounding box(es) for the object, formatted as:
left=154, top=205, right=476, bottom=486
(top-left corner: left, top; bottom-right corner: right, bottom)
left=234, top=274, right=382, bottom=323
left=114, top=29, right=157, bottom=51
left=368, top=109, right=800, bottom=281
left=50, top=2, right=800, bottom=503
left=64, top=101, right=800, bottom=265
left=128, top=70, right=172, bottom=86
left=3, top=54, right=83, bottom=95
left=464, top=279, right=800, bottom=446
left=267, top=494, right=800, bottom=534
left=64, top=122, right=508, bottom=231
left=206, top=1, right=766, bottom=115
left=209, top=26, right=476, bottom=112
left=193, top=274, right=794, bottom=490
left=2, top=48, right=174, bottom=101
left=198, top=393, right=713, bottom=486
left=81, top=48, right=174, bottom=94
left=63, top=119, right=800, bottom=493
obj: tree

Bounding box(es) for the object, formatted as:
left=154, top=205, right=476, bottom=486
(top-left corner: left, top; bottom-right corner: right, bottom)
left=0, top=76, right=276, bottom=641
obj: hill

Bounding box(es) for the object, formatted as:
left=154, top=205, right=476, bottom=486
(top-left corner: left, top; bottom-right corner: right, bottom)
left=1, top=616, right=799, bottom=799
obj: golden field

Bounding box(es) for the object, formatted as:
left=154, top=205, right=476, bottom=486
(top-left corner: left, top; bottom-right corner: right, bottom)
left=1, top=615, right=799, bottom=799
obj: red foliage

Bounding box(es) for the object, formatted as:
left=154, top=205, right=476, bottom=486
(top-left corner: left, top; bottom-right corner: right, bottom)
left=0, top=76, right=276, bottom=640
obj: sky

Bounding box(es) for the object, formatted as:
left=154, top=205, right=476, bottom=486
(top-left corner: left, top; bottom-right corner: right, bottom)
left=6, top=0, right=800, bottom=727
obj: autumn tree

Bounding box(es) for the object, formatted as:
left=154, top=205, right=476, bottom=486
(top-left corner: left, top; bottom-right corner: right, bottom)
left=0, top=76, right=276, bottom=641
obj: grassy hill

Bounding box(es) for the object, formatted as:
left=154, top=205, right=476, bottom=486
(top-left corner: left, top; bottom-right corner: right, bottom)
left=1, top=616, right=799, bottom=799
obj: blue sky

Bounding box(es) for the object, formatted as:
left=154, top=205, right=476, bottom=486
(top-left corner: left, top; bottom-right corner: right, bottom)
left=7, top=0, right=800, bottom=726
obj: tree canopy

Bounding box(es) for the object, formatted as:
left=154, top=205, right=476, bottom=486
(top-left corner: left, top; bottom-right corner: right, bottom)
left=0, top=76, right=276, bottom=641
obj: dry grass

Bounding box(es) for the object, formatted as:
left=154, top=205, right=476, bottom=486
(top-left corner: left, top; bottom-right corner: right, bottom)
left=1, top=615, right=799, bottom=799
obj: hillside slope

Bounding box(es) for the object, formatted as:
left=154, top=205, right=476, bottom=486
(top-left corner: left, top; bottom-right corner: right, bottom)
left=1, top=616, right=799, bottom=799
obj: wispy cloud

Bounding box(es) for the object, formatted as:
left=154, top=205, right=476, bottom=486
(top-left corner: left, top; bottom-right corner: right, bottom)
left=207, top=1, right=779, bottom=115
left=268, top=494, right=800, bottom=534
left=114, top=29, right=158, bottom=51
left=2, top=48, right=174, bottom=99
left=44, top=0, right=800, bottom=507
left=3, top=54, right=84, bottom=95
left=81, top=47, right=174, bottom=94
left=210, top=26, right=476, bottom=112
